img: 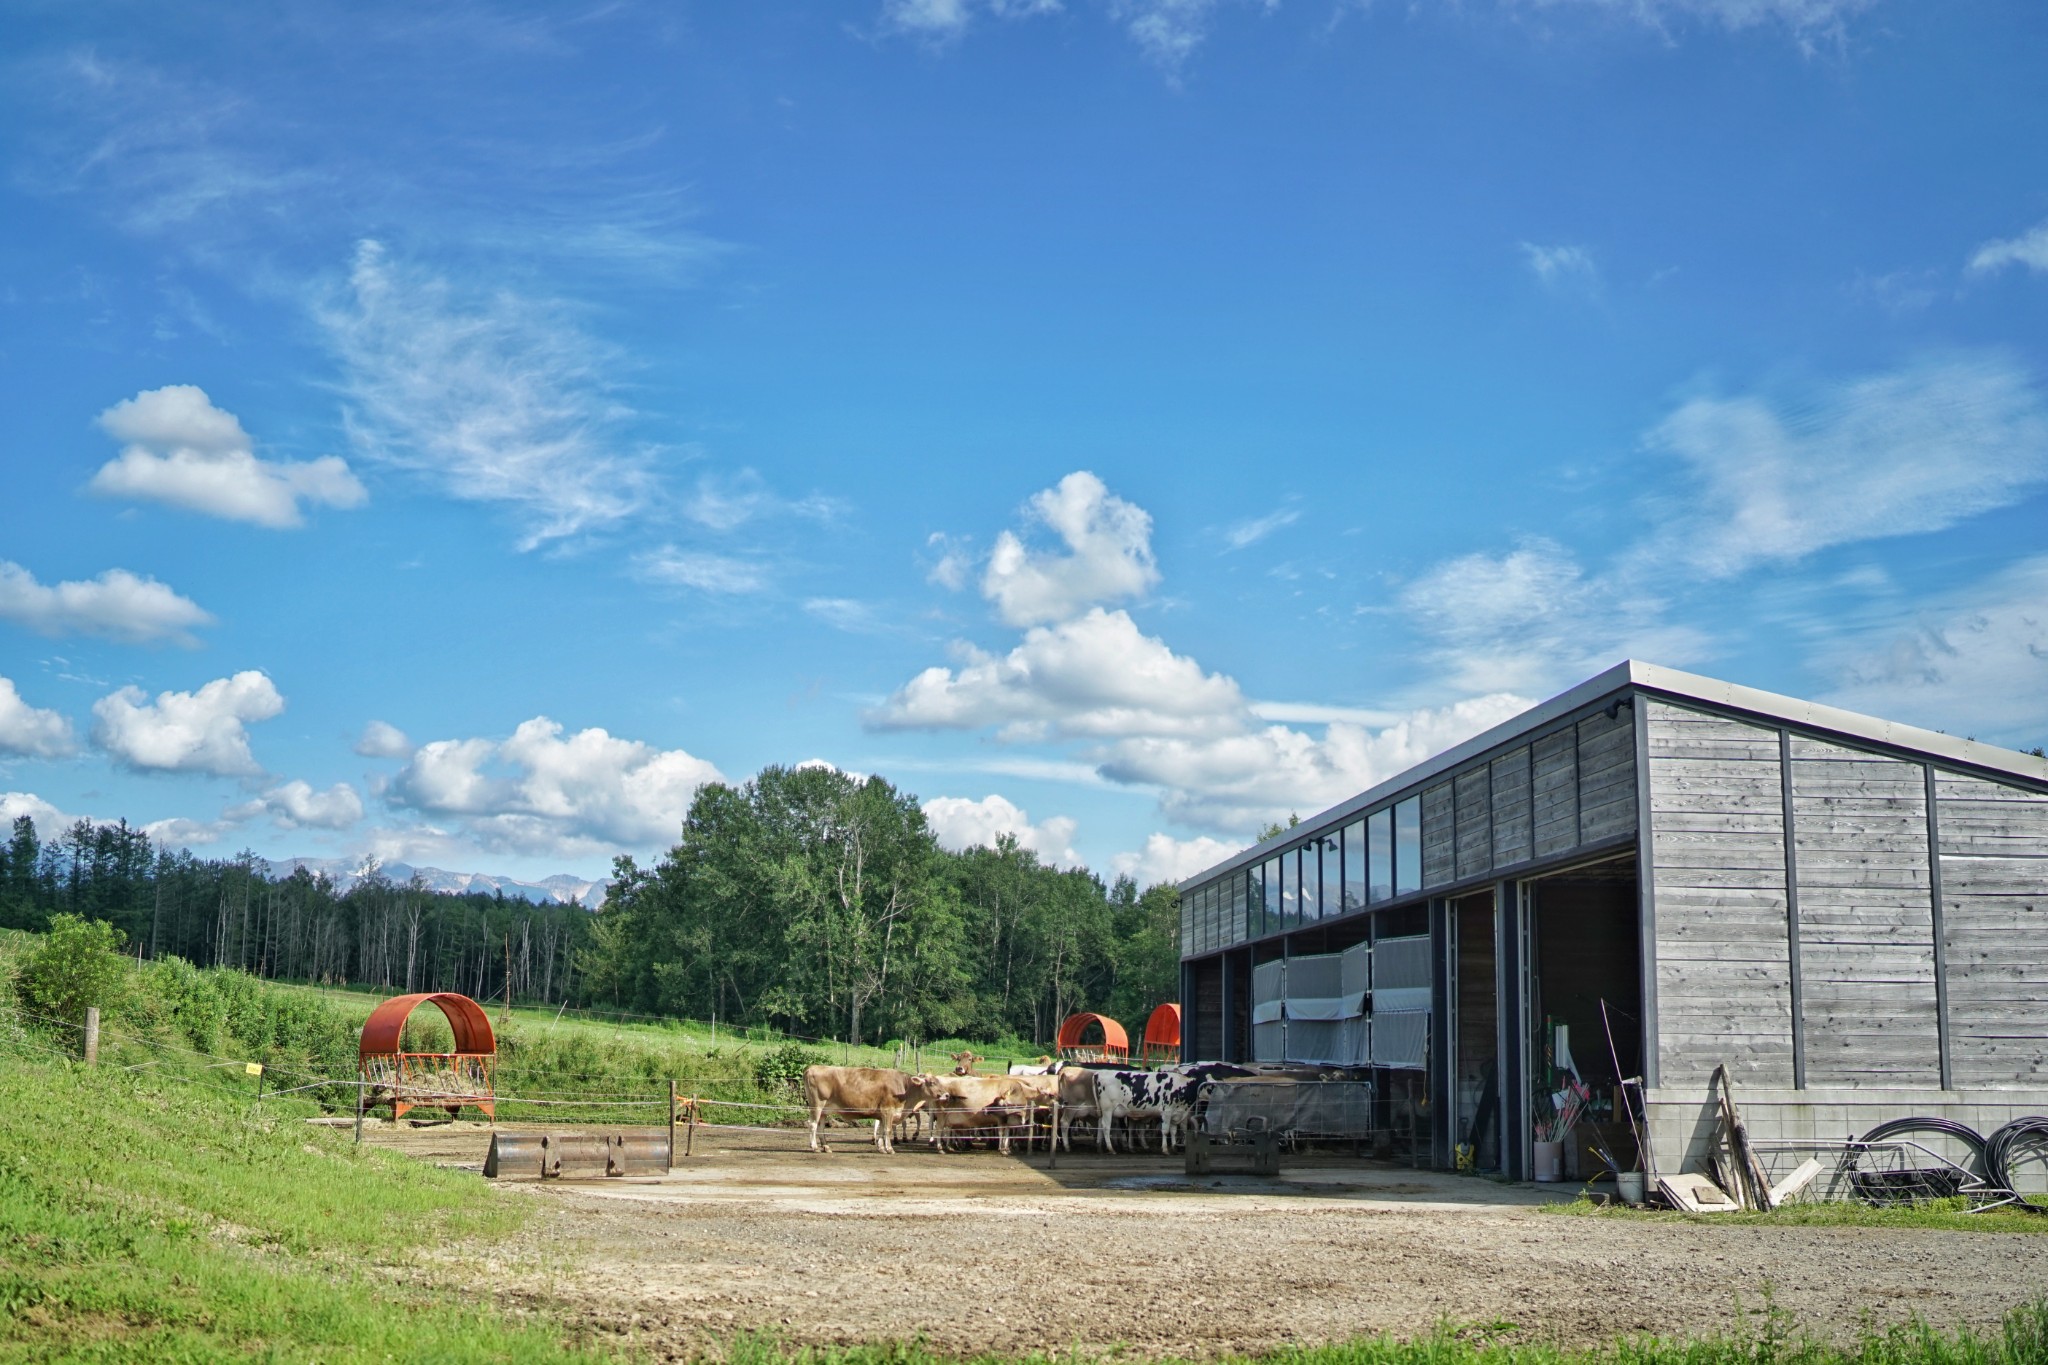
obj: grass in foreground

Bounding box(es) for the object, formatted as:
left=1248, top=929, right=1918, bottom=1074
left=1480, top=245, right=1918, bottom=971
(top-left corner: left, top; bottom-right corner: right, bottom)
left=0, top=1042, right=615, bottom=1363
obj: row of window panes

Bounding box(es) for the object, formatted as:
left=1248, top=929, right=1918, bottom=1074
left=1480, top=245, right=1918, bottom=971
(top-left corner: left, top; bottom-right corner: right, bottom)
left=1185, top=794, right=1424, bottom=951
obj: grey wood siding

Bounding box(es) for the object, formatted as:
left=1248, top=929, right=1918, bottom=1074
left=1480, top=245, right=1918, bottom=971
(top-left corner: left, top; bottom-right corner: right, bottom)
left=1422, top=781, right=1456, bottom=888
left=1532, top=728, right=1579, bottom=858
left=1491, top=746, right=1532, bottom=867
left=1936, top=772, right=2048, bottom=1087
left=1455, top=767, right=1492, bottom=881
left=1789, top=736, right=1940, bottom=1087
left=1578, top=709, right=1638, bottom=842
left=1646, top=700, right=1796, bottom=1089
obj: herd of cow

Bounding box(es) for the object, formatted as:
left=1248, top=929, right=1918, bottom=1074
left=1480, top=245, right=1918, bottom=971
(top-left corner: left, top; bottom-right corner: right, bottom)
left=801, top=1058, right=1261, bottom=1156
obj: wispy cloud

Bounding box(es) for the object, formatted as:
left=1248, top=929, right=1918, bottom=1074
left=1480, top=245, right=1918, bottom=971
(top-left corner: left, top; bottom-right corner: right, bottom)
left=1968, top=218, right=2048, bottom=277
left=683, top=470, right=841, bottom=532
left=1641, top=353, right=2048, bottom=578
left=1223, top=505, right=1300, bottom=551
left=1502, top=0, right=1878, bottom=50
left=635, top=548, right=773, bottom=595
left=1520, top=241, right=1598, bottom=290
left=321, top=240, right=659, bottom=550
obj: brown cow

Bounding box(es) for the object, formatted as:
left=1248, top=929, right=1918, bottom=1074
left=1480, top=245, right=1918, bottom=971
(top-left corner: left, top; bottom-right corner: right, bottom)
left=921, top=1074, right=1034, bottom=1154
left=803, top=1065, right=936, bottom=1154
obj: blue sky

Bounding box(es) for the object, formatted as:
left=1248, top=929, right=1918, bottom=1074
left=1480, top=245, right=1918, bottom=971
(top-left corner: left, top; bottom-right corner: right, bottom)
left=2, top=0, right=2044, bottom=888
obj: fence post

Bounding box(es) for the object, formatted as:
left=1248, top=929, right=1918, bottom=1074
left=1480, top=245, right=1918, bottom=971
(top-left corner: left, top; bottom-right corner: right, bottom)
left=354, top=1081, right=365, bottom=1145
left=83, top=1006, right=100, bottom=1066
left=668, top=1080, right=677, bottom=1172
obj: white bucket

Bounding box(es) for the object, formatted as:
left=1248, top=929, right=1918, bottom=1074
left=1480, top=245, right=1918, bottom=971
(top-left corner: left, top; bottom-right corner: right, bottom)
left=1617, top=1171, right=1645, bottom=1205
left=1533, top=1139, right=1563, bottom=1182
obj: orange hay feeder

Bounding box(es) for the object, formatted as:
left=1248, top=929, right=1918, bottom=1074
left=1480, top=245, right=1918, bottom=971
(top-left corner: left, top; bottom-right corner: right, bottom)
left=357, top=992, right=497, bottom=1121
left=1055, top=1012, right=1129, bottom=1063
left=1141, top=1002, right=1182, bottom=1064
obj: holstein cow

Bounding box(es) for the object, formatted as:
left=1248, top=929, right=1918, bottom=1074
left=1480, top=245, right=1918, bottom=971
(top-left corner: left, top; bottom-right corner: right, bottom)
left=803, top=1065, right=937, bottom=1154
left=1095, top=1063, right=1254, bottom=1154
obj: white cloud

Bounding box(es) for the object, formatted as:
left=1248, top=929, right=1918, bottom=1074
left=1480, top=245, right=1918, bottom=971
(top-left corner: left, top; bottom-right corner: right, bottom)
left=91, top=670, right=284, bottom=777
left=246, top=779, right=365, bottom=831
left=804, top=598, right=885, bottom=633
left=922, top=793, right=1082, bottom=867
left=0, top=678, right=77, bottom=759
left=353, top=719, right=413, bottom=759
left=925, top=533, right=974, bottom=591
left=1097, top=693, right=1531, bottom=832
left=1969, top=219, right=2048, bottom=277
left=1223, top=506, right=1300, bottom=551
left=1821, top=554, right=2048, bottom=745
left=1111, top=831, right=1238, bottom=888
left=1645, top=354, right=2048, bottom=578
left=880, top=0, right=1061, bottom=42
left=0, top=560, right=213, bottom=647
left=682, top=469, right=839, bottom=532
left=387, top=717, right=724, bottom=856
left=634, top=547, right=772, bottom=594
left=870, top=607, right=1244, bottom=741
left=1, top=791, right=86, bottom=833
left=322, top=239, right=656, bottom=550
left=1400, top=537, right=1709, bottom=695
left=983, top=471, right=1160, bottom=626
left=90, top=385, right=366, bottom=528
left=142, top=814, right=238, bottom=848
left=1520, top=242, right=1598, bottom=289
left=1507, top=0, right=1877, bottom=45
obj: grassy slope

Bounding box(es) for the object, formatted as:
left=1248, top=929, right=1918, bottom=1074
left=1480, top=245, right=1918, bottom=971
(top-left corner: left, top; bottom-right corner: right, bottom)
left=0, top=1044, right=615, bottom=1363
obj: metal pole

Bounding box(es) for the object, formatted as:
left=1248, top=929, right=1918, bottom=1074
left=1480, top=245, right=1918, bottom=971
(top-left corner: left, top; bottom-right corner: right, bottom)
left=1049, top=1097, right=1059, bottom=1170
left=668, top=1080, right=677, bottom=1172
left=354, top=1080, right=365, bottom=1145
left=83, top=1006, right=100, bottom=1066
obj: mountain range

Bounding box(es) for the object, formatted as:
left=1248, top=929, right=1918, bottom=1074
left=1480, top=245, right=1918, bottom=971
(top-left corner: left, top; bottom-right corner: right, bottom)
left=264, top=857, right=609, bottom=909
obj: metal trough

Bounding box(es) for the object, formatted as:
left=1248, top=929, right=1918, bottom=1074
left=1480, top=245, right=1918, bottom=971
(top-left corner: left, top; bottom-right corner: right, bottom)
left=1185, top=1127, right=1279, bottom=1178
left=485, top=1130, right=672, bottom=1180
left=485, top=1131, right=546, bottom=1179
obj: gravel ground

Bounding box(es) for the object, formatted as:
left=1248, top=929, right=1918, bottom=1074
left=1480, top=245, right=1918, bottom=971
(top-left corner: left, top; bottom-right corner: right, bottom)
left=361, top=1120, right=2048, bottom=1360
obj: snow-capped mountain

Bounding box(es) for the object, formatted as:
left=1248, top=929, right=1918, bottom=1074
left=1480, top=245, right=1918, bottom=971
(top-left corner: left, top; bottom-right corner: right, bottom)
left=264, top=857, right=609, bottom=909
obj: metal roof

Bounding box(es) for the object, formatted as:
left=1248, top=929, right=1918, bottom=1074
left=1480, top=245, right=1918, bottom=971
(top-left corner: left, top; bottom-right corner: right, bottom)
left=1177, top=659, right=2048, bottom=893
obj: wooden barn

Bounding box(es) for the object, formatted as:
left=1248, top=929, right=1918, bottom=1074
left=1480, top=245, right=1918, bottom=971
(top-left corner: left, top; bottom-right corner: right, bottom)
left=1176, top=660, right=2048, bottom=1180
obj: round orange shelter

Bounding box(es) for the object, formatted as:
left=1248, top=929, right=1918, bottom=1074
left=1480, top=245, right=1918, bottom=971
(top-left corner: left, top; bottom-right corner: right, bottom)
left=1141, top=1002, right=1182, bottom=1063
left=357, top=992, right=497, bottom=1121
left=1055, top=1012, right=1129, bottom=1063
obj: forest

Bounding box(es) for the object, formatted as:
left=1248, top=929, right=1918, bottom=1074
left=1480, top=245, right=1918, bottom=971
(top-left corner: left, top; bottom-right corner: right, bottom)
left=0, top=764, right=1184, bottom=1047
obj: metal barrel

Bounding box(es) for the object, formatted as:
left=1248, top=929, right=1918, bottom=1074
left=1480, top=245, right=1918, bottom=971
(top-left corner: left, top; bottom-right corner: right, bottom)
left=484, top=1130, right=547, bottom=1179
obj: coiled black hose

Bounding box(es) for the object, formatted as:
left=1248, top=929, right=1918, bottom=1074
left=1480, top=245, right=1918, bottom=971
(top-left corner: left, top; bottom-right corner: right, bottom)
left=1985, top=1116, right=2048, bottom=1210
left=1851, top=1117, right=1986, bottom=1204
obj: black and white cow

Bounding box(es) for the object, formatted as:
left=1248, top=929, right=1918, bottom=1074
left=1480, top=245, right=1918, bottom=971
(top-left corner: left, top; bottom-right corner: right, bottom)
left=1094, top=1063, right=1254, bottom=1153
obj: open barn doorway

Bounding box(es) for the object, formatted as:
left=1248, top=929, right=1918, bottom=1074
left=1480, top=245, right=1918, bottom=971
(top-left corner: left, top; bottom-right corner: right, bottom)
left=1450, top=890, right=1500, bottom=1171
left=1528, top=856, right=1643, bottom=1180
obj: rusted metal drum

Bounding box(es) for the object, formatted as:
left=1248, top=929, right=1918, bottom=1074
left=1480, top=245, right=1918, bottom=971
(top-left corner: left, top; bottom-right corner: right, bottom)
left=484, top=1131, right=546, bottom=1179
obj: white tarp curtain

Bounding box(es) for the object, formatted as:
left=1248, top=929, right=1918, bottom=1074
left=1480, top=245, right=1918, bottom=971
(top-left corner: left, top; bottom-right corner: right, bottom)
left=1372, top=986, right=1431, bottom=1013
left=1372, top=1010, right=1428, bottom=1069
left=1202, top=1079, right=1376, bottom=1140
left=1252, top=1020, right=1284, bottom=1062
left=1286, top=953, right=1341, bottom=998
left=1284, top=1019, right=1347, bottom=1064
left=1283, top=991, right=1366, bottom=1021
left=1374, top=935, right=1430, bottom=990
left=1340, top=940, right=1371, bottom=996
left=1250, top=999, right=1285, bottom=1025
left=1339, top=1016, right=1371, bottom=1066
left=1251, top=959, right=1285, bottom=1006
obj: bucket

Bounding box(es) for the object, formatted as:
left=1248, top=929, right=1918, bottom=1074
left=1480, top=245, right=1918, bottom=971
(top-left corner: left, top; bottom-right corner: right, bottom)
left=1533, top=1139, right=1563, bottom=1182
left=1617, top=1171, right=1645, bottom=1205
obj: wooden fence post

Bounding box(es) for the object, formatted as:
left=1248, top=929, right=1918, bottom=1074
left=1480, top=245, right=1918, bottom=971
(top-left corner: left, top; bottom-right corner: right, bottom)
left=83, top=1006, right=100, bottom=1066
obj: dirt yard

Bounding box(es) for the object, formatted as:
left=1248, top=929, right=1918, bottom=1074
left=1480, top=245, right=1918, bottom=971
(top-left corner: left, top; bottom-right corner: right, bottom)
left=360, top=1120, right=2048, bottom=1360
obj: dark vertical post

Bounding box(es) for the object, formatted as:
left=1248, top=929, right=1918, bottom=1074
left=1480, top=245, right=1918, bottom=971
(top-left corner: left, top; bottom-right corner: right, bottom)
left=1495, top=881, right=1526, bottom=1181
left=1632, top=693, right=1660, bottom=1090
left=1429, top=897, right=1453, bottom=1171
left=1180, top=960, right=1196, bottom=1060
left=1779, top=730, right=1806, bottom=1089
left=1221, top=951, right=1239, bottom=1063
left=668, top=1079, right=677, bottom=1171
left=1925, top=765, right=1953, bottom=1090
